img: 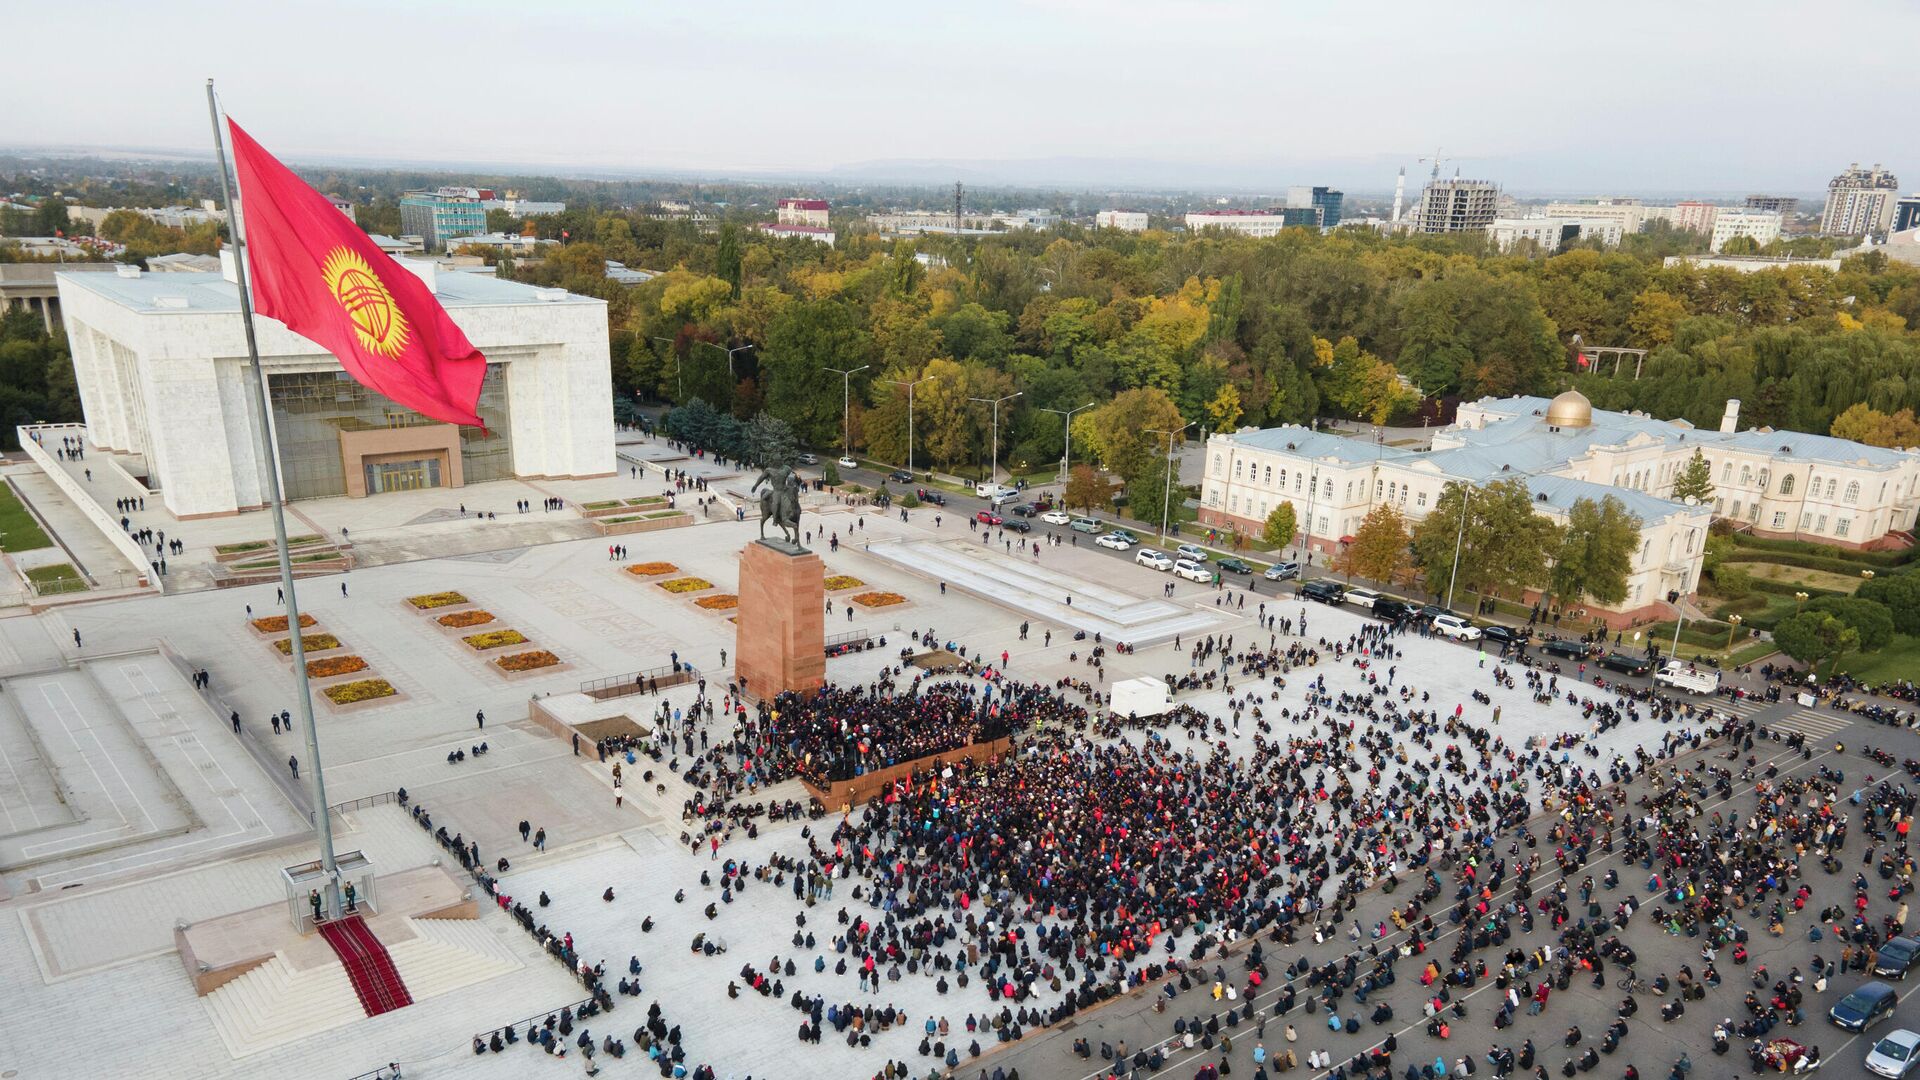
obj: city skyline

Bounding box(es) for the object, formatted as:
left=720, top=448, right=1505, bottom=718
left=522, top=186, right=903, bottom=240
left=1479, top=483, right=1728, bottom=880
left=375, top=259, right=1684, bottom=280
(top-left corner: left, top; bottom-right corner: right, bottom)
left=2, top=0, right=1914, bottom=194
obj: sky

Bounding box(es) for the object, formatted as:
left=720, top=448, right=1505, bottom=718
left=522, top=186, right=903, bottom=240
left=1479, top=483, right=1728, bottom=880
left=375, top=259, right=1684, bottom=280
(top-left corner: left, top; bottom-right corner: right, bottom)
left=4, top=0, right=1916, bottom=195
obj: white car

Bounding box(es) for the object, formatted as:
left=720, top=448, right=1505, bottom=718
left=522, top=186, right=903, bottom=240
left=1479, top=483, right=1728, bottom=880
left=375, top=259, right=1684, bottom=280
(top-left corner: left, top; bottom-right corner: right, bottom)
left=836, top=456, right=858, bottom=470
left=1040, top=510, right=1072, bottom=526
left=1343, top=588, right=1382, bottom=611
left=1868, top=1029, right=1920, bottom=1078
left=1095, top=532, right=1134, bottom=550
left=1173, top=559, right=1212, bottom=583
left=1135, top=549, right=1174, bottom=571
left=1174, top=543, right=1209, bottom=562
left=1431, top=613, right=1483, bottom=641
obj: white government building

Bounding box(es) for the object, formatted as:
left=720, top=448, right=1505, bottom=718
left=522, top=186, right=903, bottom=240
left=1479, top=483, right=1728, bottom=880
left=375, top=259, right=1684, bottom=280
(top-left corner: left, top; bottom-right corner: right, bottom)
left=54, top=257, right=614, bottom=519
left=1199, top=391, right=1920, bottom=624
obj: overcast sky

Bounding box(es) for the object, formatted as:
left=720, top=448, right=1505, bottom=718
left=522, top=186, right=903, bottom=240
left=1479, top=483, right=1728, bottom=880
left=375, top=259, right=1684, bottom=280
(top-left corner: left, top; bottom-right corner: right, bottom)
left=4, top=0, right=1915, bottom=194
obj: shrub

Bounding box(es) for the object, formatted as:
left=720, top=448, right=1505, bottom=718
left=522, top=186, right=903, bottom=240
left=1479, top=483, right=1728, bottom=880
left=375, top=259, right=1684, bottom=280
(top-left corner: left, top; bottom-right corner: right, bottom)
left=323, top=679, right=396, bottom=705
left=900, top=492, right=920, bottom=509
left=273, top=634, right=340, bottom=655
left=252, top=613, right=316, bottom=633
left=306, top=655, right=369, bottom=679
left=625, top=496, right=668, bottom=507
left=406, top=591, right=469, bottom=609
left=495, top=650, right=561, bottom=672
left=658, top=577, right=713, bottom=593
left=1709, top=565, right=1753, bottom=599
left=823, top=575, right=865, bottom=591
left=463, top=629, right=529, bottom=650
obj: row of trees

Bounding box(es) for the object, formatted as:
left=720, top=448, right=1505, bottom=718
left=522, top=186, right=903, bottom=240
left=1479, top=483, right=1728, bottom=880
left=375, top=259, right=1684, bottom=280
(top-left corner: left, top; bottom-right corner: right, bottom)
left=0, top=309, right=80, bottom=450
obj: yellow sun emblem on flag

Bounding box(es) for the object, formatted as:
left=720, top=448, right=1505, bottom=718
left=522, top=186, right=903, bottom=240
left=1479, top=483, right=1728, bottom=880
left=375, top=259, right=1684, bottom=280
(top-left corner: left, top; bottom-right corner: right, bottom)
left=320, top=247, right=410, bottom=358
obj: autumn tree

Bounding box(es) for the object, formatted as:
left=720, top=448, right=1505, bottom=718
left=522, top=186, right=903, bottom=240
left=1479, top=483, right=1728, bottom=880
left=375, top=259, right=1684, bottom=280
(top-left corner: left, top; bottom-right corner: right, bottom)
left=1336, top=504, right=1410, bottom=585
left=1830, top=403, right=1920, bottom=448
left=1547, top=495, right=1641, bottom=609
left=1077, top=387, right=1184, bottom=487
left=1127, top=451, right=1192, bottom=535
left=1064, top=464, right=1114, bottom=513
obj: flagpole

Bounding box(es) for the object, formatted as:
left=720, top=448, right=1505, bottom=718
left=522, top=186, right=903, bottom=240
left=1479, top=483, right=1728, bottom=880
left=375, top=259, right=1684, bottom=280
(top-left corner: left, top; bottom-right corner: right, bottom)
left=206, top=79, right=342, bottom=923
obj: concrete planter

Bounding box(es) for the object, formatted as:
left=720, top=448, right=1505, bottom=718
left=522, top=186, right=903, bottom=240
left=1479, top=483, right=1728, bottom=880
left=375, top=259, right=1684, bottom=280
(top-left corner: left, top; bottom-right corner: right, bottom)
left=593, top=513, right=691, bottom=536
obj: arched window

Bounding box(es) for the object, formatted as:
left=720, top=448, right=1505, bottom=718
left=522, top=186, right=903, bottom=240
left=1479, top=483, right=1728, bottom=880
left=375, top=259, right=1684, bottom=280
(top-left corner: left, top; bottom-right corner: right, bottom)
left=1844, top=481, right=1860, bottom=504
left=1758, top=468, right=1769, bottom=488
left=1264, top=466, right=1272, bottom=485
left=1740, top=465, right=1752, bottom=486
left=1234, top=460, right=1243, bottom=479
left=1213, top=454, right=1223, bottom=476
left=1826, top=478, right=1837, bottom=499
left=1779, top=474, right=1795, bottom=496
left=1279, top=469, right=1287, bottom=488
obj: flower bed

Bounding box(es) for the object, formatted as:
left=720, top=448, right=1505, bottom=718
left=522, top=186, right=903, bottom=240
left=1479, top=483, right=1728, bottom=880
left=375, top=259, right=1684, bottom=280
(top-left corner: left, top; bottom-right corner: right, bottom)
left=695, top=594, right=739, bottom=611
left=406, top=591, right=469, bottom=610
left=306, top=654, right=369, bottom=679
left=625, top=562, right=678, bottom=577
left=823, top=575, right=865, bottom=591
left=851, top=592, right=907, bottom=608
left=463, top=629, right=529, bottom=651
left=322, top=679, right=396, bottom=705
left=581, top=499, right=622, bottom=510
left=436, top=609, right=495, bottom=629
left=252, top=613, right=316, bottom=633
left=273, top=633, right=341, bottom=655
left=657, top=577, right=713, bottom=594
left=625, top=496, right=669, bottom=507
left=495, top=650, right=561, bottom=673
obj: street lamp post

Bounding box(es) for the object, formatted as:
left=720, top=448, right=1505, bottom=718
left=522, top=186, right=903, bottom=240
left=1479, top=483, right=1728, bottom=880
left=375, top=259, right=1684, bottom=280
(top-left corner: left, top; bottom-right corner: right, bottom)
left=1038, top=401, right=1095, bottom=483
left=1794, top=590, right=1809, bottom=613
left=698, top=341, right=754, bottom=378
left=1726, top=613, right=1743, bottom=651
left=1444, top=481, right=1474, bottom=614
left=1145, top=423, right=1195, bottom=545
left=883, top=375, right=936, bottom=477
left=967, top=391, right=1022, bottom=487
left=824, top=365, right=870, bottom=462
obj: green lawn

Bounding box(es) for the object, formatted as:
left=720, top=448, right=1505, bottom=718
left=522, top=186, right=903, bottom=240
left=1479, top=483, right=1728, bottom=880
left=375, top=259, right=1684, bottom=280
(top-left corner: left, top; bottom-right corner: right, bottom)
left=0, top=483, right=52, bottom=552
left=1835, top=633, right=1920, bottom=686
left=24, top=563, right=86, bottom=594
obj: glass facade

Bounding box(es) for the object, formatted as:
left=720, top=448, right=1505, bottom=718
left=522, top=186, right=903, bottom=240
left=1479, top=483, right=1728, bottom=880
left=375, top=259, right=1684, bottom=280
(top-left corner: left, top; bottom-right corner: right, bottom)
left=267, top=363, right=513, bottom=500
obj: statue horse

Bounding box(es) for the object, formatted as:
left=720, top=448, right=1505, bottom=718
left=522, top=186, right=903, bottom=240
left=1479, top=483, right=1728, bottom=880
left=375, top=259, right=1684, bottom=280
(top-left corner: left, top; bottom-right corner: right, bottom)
left=752, top=464, right=803, bottom=546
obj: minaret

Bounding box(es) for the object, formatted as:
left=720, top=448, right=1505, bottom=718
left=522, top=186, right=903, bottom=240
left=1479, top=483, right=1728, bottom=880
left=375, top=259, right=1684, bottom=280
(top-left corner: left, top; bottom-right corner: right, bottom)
left=1391, top=167, right=1406, bottom=225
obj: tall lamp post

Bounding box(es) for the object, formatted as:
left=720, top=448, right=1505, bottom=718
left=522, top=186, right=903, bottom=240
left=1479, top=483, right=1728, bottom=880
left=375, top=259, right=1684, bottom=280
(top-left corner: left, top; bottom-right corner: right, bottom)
left=698, top=341, right=754, bottom=378
left=1725, top=613, right=1743, bottom=651
left=1038, top=401, right=1095, bottom=483
left=824, top=364, right=869, bottom=462
left=884, top=374, right=935, bottom=477
left=968, top=391, right=1022, bottom=486
left=1444, top=481, right=1475, bottom=614
left=1145, top=423, right=1195, bottom=545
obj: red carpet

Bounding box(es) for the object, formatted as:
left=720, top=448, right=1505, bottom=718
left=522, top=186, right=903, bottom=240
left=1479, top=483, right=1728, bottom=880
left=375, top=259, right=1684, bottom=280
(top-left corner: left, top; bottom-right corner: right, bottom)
left=317, top=915, right=413, bottom=1016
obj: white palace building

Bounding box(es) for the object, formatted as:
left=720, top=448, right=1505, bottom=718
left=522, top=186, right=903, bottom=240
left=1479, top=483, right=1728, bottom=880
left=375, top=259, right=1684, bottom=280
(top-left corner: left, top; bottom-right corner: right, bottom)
left=54, top=257, right=613, bottom=519
left=1199, top=391, right=1920, bottom=625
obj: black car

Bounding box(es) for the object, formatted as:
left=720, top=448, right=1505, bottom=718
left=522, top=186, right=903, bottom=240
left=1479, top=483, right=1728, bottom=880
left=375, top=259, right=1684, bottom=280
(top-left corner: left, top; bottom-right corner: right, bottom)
left=1414, top=605, right=1451, bottom=624
left=888, top=469, right=913, bottom=484
left=1480, top=625, right=1531, bottom=646
left=1300, top=579, right=1345, bottom=605
left=914, top=488, right=946, bottom=506
left=1874, top=937, right=1920, bottom=979
left=1002, top=518, right=1032, bottom=533
left=1373, top=598, right=1416, bottom=622
left=1832, top=981, right=1899, bottom=1031
left=1216, top=558, right=1254, bottom=575
left=1598, top=652, right=1652, bottom=677
left=1541, top=639, right=1588, bottom=660
left=1010, top=502, right=1047, bottom=518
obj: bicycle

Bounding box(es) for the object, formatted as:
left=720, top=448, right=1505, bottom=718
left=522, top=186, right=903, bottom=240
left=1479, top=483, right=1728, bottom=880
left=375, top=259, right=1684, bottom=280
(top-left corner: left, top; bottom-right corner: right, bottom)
left=1618, top=972, right=1651, bottom=994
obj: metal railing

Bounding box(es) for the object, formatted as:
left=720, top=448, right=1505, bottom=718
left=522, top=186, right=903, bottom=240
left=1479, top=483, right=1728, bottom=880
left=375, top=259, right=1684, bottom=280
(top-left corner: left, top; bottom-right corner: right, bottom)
left=825, top=629, right=878, bottom=656
left=580, top=662, right=697, bottom=701
left=468, top=996, right=598, bottom=1049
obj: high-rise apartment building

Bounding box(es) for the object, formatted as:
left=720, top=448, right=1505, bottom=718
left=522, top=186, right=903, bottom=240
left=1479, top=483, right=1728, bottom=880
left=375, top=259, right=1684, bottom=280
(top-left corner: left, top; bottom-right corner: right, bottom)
left=1820, top=163, right=1899, bottom=237
left=1672, top=201, right=1719, bottom=235
left=1409, top=178, right=1498, bottom=234
left=1744, top=194, right=1798, bottom=216
left=1894, top=195, right=1920, bottom=235
left=399, top=188, right=488, bottom=251
left=1287, top=186, right=1343, bottom=228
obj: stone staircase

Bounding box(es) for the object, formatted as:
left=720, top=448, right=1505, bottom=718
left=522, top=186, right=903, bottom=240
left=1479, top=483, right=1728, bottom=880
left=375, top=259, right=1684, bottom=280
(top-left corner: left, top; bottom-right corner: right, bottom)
left=202, top=918, right=523, bottom=1057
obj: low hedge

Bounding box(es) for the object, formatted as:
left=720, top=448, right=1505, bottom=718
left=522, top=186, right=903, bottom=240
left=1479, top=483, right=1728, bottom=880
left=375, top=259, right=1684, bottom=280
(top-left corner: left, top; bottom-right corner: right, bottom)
left=1644, top=619, right=1735, bottom=649
left=1723, top=551, right=1898, bottom=577
left=1747, top=576, right=1846, bottom=599
left=1731, top=534, right=1915, bottom=567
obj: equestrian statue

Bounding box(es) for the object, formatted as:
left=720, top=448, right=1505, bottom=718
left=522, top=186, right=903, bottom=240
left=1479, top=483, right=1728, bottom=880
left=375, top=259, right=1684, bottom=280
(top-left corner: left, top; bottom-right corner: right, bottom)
left=751, top=462, right=805, bottom=546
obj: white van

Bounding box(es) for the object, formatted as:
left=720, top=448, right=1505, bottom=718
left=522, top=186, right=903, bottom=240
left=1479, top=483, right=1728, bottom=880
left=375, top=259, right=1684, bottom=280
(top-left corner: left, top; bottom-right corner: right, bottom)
left=977, top=482, right=1018, bottom=502
left=1343, top=588, right=1382, bottom=611
left=1653, top=659, right=1720, bottom=695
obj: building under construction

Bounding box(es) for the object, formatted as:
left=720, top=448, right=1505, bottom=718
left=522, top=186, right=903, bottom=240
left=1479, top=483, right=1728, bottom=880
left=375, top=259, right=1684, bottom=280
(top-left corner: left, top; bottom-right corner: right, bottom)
left=1409, top=176, right=1499, bottom=234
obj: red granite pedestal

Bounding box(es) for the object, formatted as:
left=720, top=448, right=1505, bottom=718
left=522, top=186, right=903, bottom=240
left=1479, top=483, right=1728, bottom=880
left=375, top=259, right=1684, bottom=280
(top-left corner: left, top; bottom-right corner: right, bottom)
left=736, top=540, right=826, bottom=700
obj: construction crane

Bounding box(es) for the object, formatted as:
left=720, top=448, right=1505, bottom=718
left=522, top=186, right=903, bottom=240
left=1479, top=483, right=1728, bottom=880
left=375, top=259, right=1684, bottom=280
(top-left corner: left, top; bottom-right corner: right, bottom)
left=1417, top=148, right=1450, bottom=183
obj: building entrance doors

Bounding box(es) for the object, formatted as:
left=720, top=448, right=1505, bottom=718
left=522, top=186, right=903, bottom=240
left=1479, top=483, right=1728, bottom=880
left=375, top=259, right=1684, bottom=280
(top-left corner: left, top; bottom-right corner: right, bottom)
left=363, top=457, right=442, bottom=494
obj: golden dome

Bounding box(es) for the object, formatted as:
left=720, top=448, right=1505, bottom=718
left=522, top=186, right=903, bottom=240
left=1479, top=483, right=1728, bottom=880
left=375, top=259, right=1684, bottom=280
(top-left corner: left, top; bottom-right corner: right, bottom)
left=1545, top=390, right=1592, bottom=429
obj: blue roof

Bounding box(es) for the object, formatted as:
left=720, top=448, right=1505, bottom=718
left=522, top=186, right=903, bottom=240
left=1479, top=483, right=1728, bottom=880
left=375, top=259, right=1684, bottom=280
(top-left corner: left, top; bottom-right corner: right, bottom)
left=1524, top=474, right=1692, bottom=524
left=1229, top=426, right=1415, bottom=466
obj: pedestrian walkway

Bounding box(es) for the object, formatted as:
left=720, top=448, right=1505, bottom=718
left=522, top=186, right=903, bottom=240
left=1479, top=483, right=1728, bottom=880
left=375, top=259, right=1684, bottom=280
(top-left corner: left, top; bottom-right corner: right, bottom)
left=1, top=463, right=146, bottom=590
left=1768, top=708, right=1852, bottom=739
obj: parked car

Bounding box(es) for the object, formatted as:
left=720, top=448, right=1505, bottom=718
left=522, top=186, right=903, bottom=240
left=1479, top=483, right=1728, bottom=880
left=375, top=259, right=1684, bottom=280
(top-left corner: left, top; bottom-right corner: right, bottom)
left=1096, top=531, right=1136, bottom=550
left=1480, top=624, right=1530, bottom=646
left=887, top=469, right=913, bottom=483
left=1343, top=588, right=1383, bottom=611
left=1216, top=557, right=1254, bottom=575
left=1010, top=502, right=1043, bottom=517
left=1541, top=638, right=1588, bottom=660
left=837, top=456, right=858, bottom=470
left=1867, top=1029, right=1920, bottom=1078
left=1414, top=605, right=1450, bottom=624
left=1070, top=517, right=1103, bottom=534
left=1263, top=561, right=1300, bottom=581
left=1003, top=518, right=1031, bottom=533
left=1110, top=528, right=1140, bottom=543
left=1136, top=549, right=1175, bottom=571
left=1598, top=653, right=1652, bottom=677
left=1173, top=559, right=1212, bottom=583
left=1874, top=937, right=1920, bottom=980
left=974, top=510, right=1003, bottom=527
left=1300, top=579, right=1345, bottom=605
left=915, top=488, right=946, bottom=506
left=1373, top=598, right=1415, bottom=622
left=1041, top=509, right=1073, bottom=525
left=1834, top=981, right=1901, bottom=1032
left=1432, top=613, right=1483, bottom=641
left=796, top=452, right=818, bottom=465
left=1174, top=543, right=1210, bottom=562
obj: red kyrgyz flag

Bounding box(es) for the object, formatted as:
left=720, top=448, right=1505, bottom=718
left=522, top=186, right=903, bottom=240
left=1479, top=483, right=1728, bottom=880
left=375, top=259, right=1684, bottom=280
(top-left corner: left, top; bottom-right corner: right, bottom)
left=227, top=119, right=486, bottom=426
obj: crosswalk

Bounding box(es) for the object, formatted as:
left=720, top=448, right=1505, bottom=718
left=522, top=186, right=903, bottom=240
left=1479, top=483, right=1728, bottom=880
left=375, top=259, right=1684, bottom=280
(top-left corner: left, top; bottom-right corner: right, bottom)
left=1767, top=709, right=1853, bottom=739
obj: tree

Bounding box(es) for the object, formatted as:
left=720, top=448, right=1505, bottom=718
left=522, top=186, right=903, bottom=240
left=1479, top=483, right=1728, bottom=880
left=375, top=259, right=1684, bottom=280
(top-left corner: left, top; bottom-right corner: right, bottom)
left=740, top=412, right=799, bottom=468
left=1804, top=595, right=1895, bottom=654
left=1078, top=387, right=1184, bottom=487
left=1830, top=403, right=1920, bottom=448
left=1548, top=496, right=1641, bottom=609
left=1064, top=464, right=1114, bottom=513
left=1127, top=451, right=1192, bottom=535
left=1670, top=448, right=1715, bottom=505
left=1262, top=502, right=1297, bottom=550
left=1204, top=383, right=1243, bottom=432
left=715, top=224, right=743, bottom=300
left=821, top=459, right=841, bottom=486
left=1409, top=479, right=1556, bottom=609
left=1337, top=504, right=1410, bottom=585
left=1857, top=574, right=1920, bottom=636
left=1774, top=611, right=1860, bottom=675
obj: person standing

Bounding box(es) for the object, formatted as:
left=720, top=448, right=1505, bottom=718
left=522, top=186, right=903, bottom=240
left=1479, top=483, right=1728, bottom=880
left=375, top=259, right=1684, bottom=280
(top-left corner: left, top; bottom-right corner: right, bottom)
left=72, top=628, right=82, bottom=649
left=476, top=709, right=485, bottom=730
left=288, top=755, right=299, bottom=779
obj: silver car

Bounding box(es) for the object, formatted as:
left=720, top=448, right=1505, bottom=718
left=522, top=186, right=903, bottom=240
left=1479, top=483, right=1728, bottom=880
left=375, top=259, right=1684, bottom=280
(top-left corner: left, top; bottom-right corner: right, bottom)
left=1869, top=1029, right=1920, bottom=1078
